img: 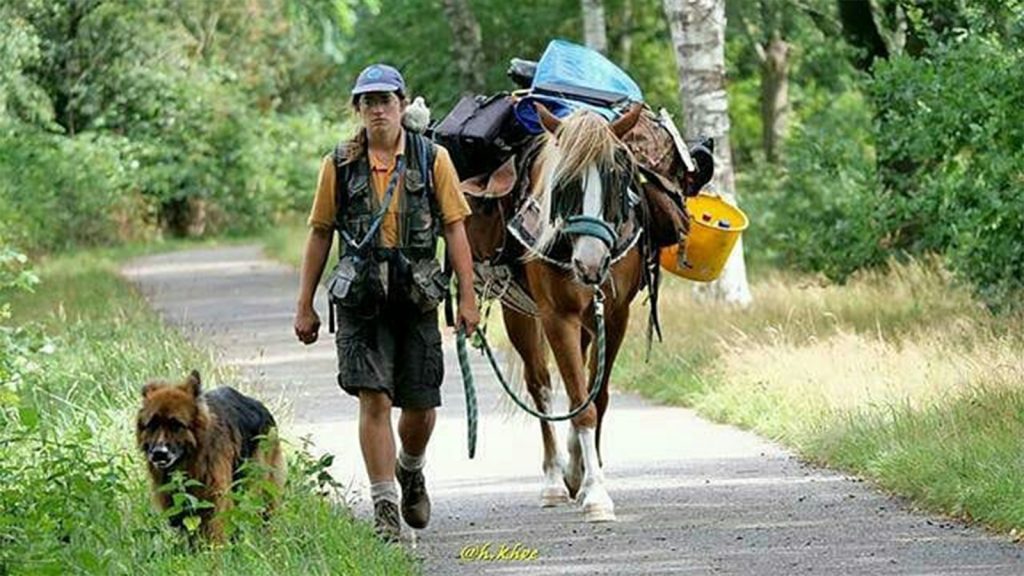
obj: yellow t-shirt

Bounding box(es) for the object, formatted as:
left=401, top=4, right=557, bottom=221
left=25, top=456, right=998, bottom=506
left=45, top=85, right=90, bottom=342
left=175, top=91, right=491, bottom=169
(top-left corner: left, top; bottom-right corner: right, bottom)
left=307, top=135, right=470, bottom=247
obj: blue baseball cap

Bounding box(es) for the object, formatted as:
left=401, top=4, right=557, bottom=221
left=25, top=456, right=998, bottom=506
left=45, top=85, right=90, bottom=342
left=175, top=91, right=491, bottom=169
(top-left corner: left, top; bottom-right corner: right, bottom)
left=352, top=64, right=406, bottom=96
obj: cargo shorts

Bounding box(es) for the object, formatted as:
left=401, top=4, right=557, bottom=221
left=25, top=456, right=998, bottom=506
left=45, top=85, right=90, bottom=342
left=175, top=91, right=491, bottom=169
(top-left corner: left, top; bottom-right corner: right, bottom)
left=334, top=298, right=444, bottom=409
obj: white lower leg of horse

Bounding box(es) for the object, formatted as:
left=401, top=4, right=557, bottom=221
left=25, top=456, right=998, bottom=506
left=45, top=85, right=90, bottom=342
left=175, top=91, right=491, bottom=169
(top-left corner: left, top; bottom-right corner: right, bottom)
left=577, top=426, right=615, bottom=522
left=538, top=391, right=569, bottom=506
left=565, top=425, right=584, bottom=498
left=541, top=428, right=570, bottom=507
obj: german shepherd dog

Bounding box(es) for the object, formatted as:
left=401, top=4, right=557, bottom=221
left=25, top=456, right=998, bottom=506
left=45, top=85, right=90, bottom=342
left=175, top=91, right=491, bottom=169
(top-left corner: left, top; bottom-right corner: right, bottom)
left=136, top=370, right=285, bottom=541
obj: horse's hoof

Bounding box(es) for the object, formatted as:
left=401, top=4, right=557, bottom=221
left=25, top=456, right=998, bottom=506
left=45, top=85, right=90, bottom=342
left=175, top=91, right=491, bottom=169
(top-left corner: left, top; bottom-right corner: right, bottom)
left=583, top=503, right=616, bottom=523
left=541, top=485, right=570, bottom=507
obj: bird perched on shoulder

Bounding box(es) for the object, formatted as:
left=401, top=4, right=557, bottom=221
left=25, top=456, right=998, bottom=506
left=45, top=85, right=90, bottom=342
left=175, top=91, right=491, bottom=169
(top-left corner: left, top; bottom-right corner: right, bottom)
left=402, top=96, right=431, bottom=134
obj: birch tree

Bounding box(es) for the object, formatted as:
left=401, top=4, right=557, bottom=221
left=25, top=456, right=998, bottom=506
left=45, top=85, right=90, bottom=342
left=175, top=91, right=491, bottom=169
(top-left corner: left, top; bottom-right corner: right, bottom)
left=581, top=0, right=608, bottom=54
left=663, top=0, right=753, bottom=305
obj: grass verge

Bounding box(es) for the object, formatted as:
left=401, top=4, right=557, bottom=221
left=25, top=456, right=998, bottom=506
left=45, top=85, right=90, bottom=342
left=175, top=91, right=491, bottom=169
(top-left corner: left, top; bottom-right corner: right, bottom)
left=1, top=249, right=417, bottom=575
left=616, top=257, right=1024, bottom=533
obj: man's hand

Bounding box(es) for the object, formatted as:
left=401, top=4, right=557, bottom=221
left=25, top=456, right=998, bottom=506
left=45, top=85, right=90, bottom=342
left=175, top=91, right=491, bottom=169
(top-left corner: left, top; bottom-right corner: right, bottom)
left=294, top=307, right=321, bottom=344
left=295, top=227, right=332, bottom=345
left=456, top=295, right=480, bottom=337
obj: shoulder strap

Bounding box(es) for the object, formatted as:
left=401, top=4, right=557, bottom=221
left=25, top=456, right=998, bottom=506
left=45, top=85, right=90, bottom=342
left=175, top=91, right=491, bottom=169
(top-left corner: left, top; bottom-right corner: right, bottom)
left=404, top=132, right=441, bottom=235
left=420, top=134, right=439, bottom=220
left=410, top=132, right=436, bottom=199
left=332, top=143, right=349, bottom=228
left=413, top=133, right=455, bottom=326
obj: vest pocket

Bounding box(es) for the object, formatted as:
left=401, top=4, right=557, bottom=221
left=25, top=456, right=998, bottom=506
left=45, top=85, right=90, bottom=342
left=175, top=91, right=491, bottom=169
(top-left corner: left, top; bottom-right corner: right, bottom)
left=326, top=254, right=384, bottom=311
left=403, top=170, right=436, bottom=249
left=406, top=258, right=448, bottom=312
left=342, top=178, right=375, bottom=243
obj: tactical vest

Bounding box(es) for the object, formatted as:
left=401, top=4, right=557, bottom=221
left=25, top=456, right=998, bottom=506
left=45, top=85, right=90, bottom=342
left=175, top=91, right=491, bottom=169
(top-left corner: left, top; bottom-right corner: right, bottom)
left=333, top=131, right=440, bottom=261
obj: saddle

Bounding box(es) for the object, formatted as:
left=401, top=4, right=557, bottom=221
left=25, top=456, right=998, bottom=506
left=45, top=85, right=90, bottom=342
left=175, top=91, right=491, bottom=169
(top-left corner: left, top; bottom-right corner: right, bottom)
left=460, top=104, right=694, bottom=261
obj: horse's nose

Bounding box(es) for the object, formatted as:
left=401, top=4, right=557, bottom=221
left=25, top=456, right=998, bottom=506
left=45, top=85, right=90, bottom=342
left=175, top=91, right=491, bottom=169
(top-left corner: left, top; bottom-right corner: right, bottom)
left=572, top=257, right=605, bottom=286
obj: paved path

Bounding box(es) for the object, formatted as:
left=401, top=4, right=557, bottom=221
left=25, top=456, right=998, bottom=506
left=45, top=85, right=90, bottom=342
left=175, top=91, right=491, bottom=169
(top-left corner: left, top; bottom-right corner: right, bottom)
left=123, top=245, right=1024, bottom=575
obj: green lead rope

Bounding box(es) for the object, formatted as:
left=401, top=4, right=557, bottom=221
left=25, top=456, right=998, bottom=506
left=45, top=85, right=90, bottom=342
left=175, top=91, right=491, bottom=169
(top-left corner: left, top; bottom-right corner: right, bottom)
left=475, top=291, right=608, bottom=425
left=455, top=291, right=607, bottom=458
left=455, top=327, right=478, bottom=459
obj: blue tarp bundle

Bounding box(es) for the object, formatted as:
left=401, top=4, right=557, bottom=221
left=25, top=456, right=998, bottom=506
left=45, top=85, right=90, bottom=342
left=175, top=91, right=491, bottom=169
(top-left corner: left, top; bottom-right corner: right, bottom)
left=514, top=39, right=644, bottom=134
left=533, top=39, right=643, bottom=103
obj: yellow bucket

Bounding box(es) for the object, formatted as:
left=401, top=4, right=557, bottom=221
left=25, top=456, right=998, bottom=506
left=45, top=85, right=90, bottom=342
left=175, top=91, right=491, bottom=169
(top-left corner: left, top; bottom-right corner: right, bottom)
left=660, top=194, right=748, bottom=282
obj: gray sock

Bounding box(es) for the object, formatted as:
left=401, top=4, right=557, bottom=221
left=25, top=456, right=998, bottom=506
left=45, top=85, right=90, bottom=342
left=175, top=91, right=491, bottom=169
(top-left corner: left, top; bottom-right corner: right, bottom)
left=370, top=481, right=398, bottom=505
left=398, top=448, right=425, bottom=472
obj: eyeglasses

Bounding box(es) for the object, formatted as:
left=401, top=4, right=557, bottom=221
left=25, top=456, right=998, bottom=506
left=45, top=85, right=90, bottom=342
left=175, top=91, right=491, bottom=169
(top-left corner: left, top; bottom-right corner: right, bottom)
left=359, top=93, right=398, bottom=109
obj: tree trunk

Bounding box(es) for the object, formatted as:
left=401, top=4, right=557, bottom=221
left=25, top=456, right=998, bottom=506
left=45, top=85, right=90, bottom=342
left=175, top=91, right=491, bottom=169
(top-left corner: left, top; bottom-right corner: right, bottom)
left=618, top=0, right=634, bottom=68
left=441, top=0, right=485, bottom=94
left=173, top=0, right=224, bottom=63
left=163, top=196, right=207, bottom=238
left=56, top=1, right=91, bottom=136
left=760, top=32, right=789, bottom=164
left=663, top=0, right=752, bottom=306
left=837, top=0, right=888, bottom=71
left=581, top=0, right=608, bottom=54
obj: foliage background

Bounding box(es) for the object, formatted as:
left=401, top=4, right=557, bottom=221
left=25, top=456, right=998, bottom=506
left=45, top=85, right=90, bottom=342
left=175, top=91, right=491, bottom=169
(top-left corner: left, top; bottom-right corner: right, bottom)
left=3, top=0, right=1020, bottom=305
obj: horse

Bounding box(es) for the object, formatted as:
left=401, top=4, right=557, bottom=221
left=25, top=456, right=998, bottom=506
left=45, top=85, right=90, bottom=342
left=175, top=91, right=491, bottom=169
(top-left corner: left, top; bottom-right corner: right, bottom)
left=492, top=103, right=687, bottom=522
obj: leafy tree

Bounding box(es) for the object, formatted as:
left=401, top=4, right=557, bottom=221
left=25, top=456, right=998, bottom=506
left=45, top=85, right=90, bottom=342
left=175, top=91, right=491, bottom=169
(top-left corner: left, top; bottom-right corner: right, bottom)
left=0, top=8, right=52, bottom=126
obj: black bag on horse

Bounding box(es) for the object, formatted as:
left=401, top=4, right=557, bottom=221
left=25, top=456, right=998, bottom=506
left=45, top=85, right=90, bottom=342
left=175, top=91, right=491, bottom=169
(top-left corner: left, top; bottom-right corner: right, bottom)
left=432, top=93, right=527, bottom=180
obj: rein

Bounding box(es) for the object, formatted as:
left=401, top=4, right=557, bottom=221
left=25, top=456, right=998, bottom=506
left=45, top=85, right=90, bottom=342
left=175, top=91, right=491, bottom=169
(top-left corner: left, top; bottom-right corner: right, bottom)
left=456, top=290, right=608, bottom=447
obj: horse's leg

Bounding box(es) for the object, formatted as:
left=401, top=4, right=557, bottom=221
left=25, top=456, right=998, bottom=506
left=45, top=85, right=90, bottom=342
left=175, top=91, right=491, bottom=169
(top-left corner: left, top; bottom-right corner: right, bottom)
left=501, top=303, right=570, bottom=507
left=542, top=313, right=615, bottom=522
left=565, top=329, right=592, bottom=497
left=593, top=301, right=629, bottom=469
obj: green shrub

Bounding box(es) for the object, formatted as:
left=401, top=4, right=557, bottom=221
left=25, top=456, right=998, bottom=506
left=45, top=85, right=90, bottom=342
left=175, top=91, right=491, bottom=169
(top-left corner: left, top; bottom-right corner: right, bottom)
left=0, top=242, right=39, bottom=414
left=872, top=37, right=1024, bottom=308
left=0, top=124, right=152, bottom=254
left=743, top=88, right=886, bottom=279
left=124, top=67, right=343, bottom=237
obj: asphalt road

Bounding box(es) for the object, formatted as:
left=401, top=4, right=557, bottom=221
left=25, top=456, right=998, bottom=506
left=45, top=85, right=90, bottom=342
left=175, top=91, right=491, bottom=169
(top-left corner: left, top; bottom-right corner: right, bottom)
left=123, top=245, right=1024, bottom=575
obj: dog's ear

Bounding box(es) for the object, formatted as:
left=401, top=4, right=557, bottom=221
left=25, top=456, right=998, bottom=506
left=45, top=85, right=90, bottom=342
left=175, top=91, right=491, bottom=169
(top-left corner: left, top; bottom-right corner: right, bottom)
left=141, top=381, right=161, bottom=398
left=184, top=370, right=202, bottom=398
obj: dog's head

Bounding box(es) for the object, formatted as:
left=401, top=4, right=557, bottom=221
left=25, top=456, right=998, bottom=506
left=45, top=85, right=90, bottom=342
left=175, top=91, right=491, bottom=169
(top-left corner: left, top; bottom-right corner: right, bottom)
left=136, top=370, right=207, bottom=471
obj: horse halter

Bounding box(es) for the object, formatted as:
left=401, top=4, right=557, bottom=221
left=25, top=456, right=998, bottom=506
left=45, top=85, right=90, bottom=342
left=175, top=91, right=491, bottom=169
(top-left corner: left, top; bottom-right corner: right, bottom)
left=562, top=214, right=617, bottom=249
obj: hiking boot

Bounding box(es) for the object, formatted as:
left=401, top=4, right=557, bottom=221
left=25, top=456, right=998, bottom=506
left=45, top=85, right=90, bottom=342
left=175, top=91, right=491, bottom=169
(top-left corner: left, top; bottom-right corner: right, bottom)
left=395, top=462, right=431, bottom=529
left=373, top=499, right=401, bottom=543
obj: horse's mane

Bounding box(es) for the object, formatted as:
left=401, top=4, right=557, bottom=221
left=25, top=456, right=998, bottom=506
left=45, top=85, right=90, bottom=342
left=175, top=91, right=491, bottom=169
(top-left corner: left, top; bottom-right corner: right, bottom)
left=532, top=110, right=632, bottom=252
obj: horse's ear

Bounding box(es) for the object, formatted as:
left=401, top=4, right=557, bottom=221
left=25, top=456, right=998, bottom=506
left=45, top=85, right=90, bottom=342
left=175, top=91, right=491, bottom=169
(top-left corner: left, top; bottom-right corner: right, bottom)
left=610, top=103, right=643, bottom=139
left=534, top=103, right=562, bottom=134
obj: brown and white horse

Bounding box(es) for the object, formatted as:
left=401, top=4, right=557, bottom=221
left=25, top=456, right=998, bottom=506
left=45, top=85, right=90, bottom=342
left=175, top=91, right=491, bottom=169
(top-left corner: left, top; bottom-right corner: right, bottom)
left=499, top=104, right=648, bottom=522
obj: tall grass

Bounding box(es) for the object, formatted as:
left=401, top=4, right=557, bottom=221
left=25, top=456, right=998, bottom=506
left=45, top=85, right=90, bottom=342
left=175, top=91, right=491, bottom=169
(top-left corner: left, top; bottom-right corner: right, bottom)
left=616, top=257, right=1024, bottom=532
left=1, top=251, right=417, bottom=575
